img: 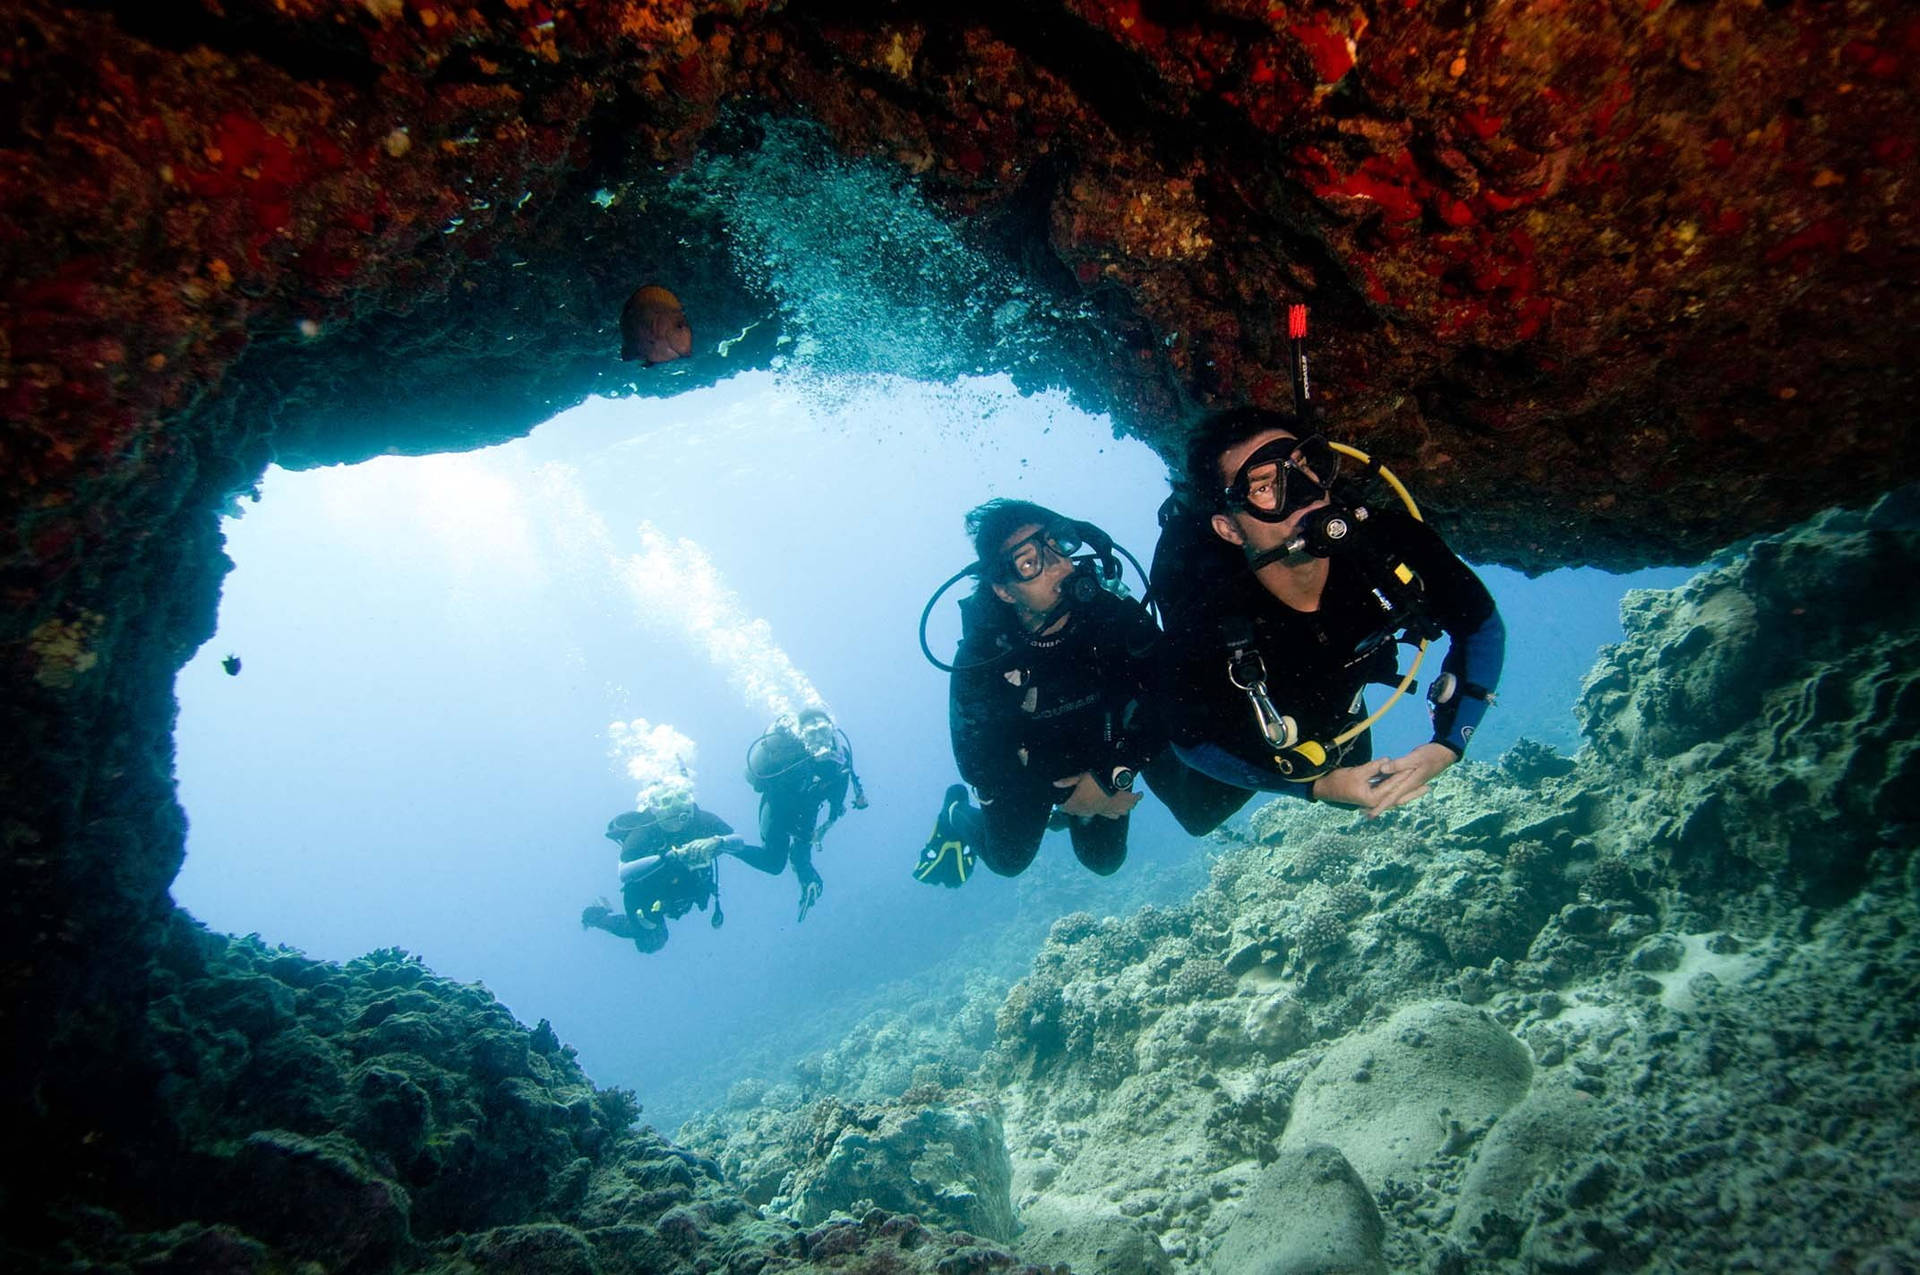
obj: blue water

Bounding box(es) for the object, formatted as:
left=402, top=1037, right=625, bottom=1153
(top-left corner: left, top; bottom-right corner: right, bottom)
left=172, top=371, right=1691, bottom=1129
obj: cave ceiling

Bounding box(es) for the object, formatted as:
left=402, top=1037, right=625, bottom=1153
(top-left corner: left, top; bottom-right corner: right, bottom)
left=5, top=0, right=1916, bottom=592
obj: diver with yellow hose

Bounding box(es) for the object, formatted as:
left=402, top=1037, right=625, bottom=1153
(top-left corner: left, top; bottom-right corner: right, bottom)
left=1149, top=318, right=1504, bottom=819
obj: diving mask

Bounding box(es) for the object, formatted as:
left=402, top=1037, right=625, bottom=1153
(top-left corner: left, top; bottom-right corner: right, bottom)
left=798, top=716, right=836, bottom=758
left=999, top=521, right=1085, bottom=583
left=643, top=788, right=694, bottom=830
left=1223, top=434, right=1340, bottom=523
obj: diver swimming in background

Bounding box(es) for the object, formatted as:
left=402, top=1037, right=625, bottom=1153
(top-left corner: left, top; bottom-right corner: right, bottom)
left=745, top=707, right=868, bottom=921
left=580, top=783, right=788, bottom=954
left=1150, top=404, right=1505, bottom=820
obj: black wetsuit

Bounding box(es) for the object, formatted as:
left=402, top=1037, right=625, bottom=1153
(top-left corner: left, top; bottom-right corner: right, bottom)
left=749, top=731, right=856, bottom=893
left=603, top=808, right=785, bottom=952
left=948, top=584, right=1160, bottom=876
left=1152, top=503, right=1505, bottom=817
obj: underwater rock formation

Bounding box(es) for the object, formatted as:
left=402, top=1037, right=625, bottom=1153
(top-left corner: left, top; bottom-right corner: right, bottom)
left=1211, top=1143, right=1385, bottom=1275
left=10, top=913, right=1061, bottom=1275
left=1279, top=1000, right=1534, bottom=1189
left=691, top=1087, right=1017, bottom=1243
left=3, top=0, right=1919, bottom=1264
left=681, top=493, right=1920, bottom=1272
left=4, top=2, right=1918, bottom=1228
left=1574, top=491, right=1920, bottom=907
left=5, top=2, right=1915, bottom=571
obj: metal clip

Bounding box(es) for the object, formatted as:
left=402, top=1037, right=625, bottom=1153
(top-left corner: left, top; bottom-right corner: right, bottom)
left=1227, top=648, right=1298, bottom=750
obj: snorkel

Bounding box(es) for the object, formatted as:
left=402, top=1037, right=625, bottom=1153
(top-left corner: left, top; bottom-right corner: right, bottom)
left=918, top=518, right=1151, bottom=674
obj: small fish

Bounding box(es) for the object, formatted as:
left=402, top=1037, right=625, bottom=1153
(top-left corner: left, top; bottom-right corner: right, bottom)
left=620, top=284, right=693, bottom=364
left=221, top=654, right=241, bottom=676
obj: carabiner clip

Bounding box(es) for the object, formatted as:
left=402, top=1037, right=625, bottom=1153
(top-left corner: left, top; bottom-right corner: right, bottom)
left=1227, top=648, right=1298, bottom=750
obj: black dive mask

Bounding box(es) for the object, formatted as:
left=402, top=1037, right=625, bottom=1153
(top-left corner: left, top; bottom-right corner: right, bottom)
left=1223, top=434, right=1340, bottom=524
left=996, top=519, right=1086, bottom=583
left=920, top=517, right=1146, bottom=674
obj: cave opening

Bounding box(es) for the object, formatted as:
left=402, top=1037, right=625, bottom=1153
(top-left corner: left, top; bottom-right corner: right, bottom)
left=173, top=368, right=1197, bottom=1129
left=168, top=119, right=1695, bottom=1132
left=171, top=359, right=1692, bottom=1132
left=151, top=111, right=1724, bottom=1136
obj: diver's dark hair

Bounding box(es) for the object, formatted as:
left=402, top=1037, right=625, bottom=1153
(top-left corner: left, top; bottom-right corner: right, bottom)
left=965, top=498, right=1068, bottom=579
left=796, top=706, right=832, bottom=726
left=1180, top=407, right=1308, bottom=509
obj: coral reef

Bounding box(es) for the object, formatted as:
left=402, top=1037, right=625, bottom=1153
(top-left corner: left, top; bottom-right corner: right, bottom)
left=698, top=1088, right=1017, bottom=1243
left=8, top=914, right=1062, bottom=1275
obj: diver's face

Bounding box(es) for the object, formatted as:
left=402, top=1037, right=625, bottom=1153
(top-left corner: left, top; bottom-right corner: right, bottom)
left=991, top=522, right=1073, bottom=622
left=1210, top=429, right=1330, bottom=556
left=655, top=803, right=692, bottom=833
left=799, top=720, right=834, bottom=757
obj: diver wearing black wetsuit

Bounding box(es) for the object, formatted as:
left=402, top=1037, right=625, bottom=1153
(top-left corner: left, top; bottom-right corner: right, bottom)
left=582, top=795, right=786, bottom=953
left=747, top=708, right=867, bottom=919
left=946, top=501, right=1162, bottom=877
left=1152, top=408, right=1504, bottom=820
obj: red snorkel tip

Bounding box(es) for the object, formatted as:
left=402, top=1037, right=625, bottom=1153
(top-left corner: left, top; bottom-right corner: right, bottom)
left=1288, top=304, right=1308, bottom=340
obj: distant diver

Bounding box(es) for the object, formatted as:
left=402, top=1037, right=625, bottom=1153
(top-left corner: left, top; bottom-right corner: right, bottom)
left=1150, top=306, right=1505, bottom=819
left=221, top=653, right=241, bottom=676
left=620, top=284, right=693, bottom=364
left=581, top=783, right=788, bottom=953
left=745, top=707, right=868, bottom=922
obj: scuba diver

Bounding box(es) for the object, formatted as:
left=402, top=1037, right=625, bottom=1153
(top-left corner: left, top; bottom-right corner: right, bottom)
left=580, top=782, right=788, bottom=953
left=745, top=707, right=868, bottom=921
left=920, top=499, right=1165, bottom=879
left=1152, top=394, right=1505, bottom=819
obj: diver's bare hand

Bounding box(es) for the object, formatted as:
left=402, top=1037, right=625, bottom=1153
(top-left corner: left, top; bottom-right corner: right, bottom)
left=1365, top=742, right=1456, bottom=815
left=1314, top=744, right=1454, bottom=816
left=674, top=836, right=727, bottom=867
left=1054, top=772, right=1140, bottom=819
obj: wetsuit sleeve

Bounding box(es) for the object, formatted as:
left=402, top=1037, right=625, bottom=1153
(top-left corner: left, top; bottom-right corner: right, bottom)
left=1388, top=513, right=1505, bottom=755
left=618, top=853, right=666, bottom=887
left=1432, top=608, right=1505, bottom=754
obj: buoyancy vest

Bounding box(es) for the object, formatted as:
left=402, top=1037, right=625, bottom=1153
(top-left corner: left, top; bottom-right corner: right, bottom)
left=948, top=585, right=1157, bottom=797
